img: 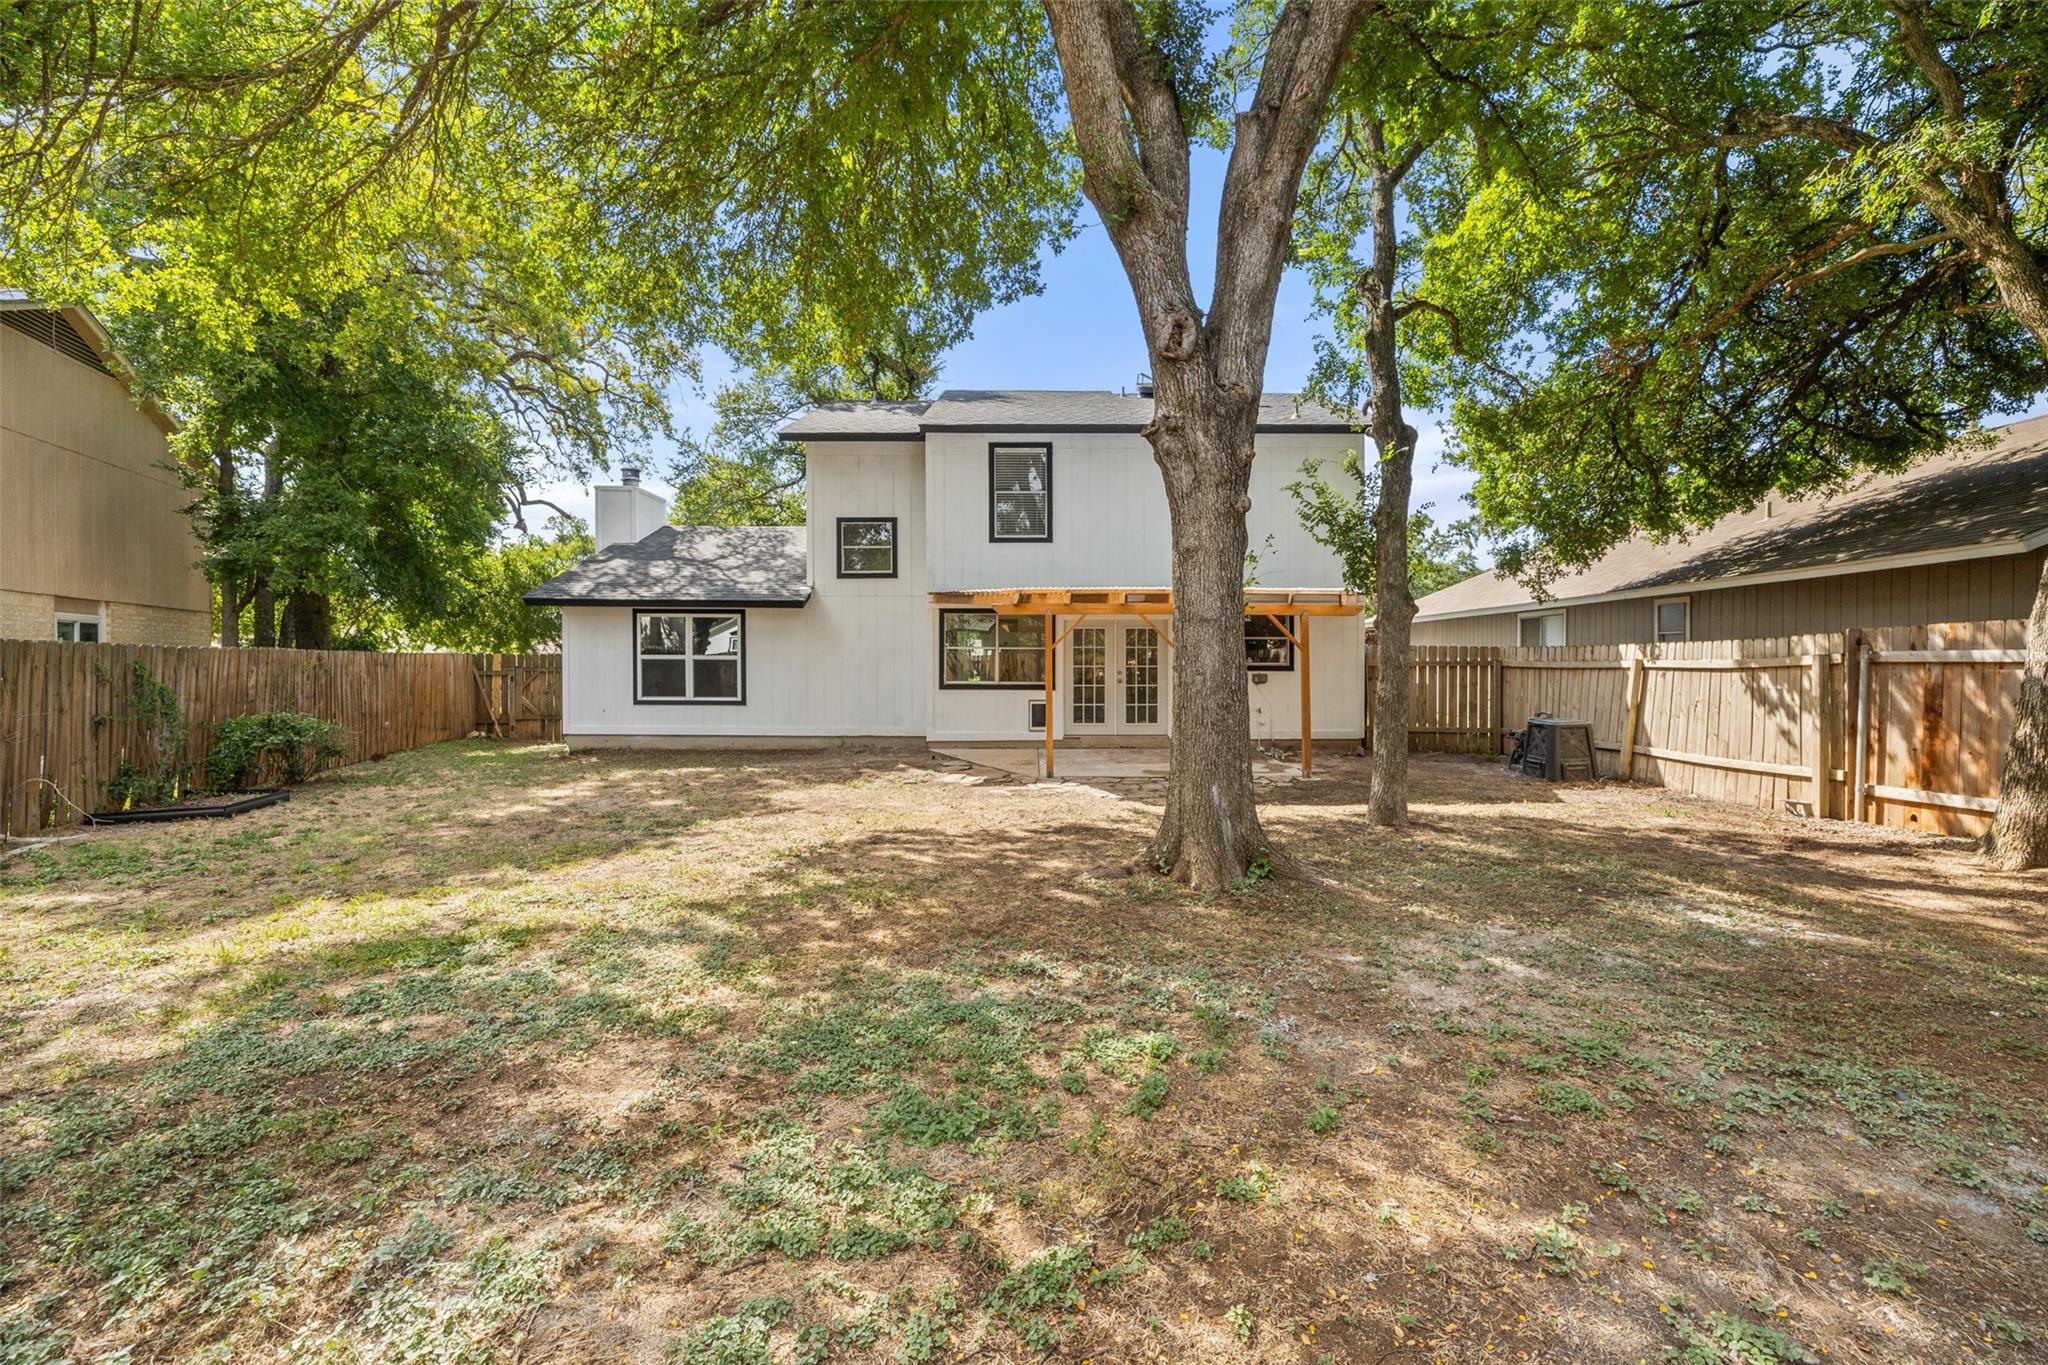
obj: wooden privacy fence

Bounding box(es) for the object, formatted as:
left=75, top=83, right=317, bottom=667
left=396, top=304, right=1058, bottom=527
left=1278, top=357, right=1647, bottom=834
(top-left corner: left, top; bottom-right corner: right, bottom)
left=0, top=641, right=563, bottom=836
left=1372, top=619, right=2027, bottom=835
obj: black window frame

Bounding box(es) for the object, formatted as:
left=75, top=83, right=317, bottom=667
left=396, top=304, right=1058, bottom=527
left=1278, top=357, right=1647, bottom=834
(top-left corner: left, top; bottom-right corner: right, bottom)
left=988, top=442, right=1053, bottom=543
left=835, top=516, right=899, bottom=579
left=632, top=608, right=748, bottom=706
left=1244, top=614, right=1296, bottom=672
left=937, top=609, right=1053, bottom=691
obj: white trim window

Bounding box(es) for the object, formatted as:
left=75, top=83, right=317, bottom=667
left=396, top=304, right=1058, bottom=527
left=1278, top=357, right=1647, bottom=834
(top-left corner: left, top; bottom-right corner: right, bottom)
left=1654, top=597, right=1690, bottom=643
left=1517, top=610, right=1566, bottom=647
left=55, top=612, right=102, bottom=643
left=636, top=611, right=744, bottom=703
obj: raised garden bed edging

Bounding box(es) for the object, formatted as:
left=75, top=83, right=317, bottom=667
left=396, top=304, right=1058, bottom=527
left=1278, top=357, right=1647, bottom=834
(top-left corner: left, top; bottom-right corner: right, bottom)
left=86, top=790, right=290, bottom=825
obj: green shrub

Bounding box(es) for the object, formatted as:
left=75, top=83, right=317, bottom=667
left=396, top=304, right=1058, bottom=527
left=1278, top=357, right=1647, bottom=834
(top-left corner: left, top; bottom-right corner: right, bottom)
left=206, top=711, right=347, bottom=790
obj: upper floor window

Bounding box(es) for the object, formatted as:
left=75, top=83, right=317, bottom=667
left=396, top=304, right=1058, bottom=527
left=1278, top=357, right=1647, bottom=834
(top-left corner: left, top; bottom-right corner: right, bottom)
left=1244, top=615, right=1295, bottom=670
left=990, top=444, right=1052, bottom=541
left=55, top=613, right=102, bottom=643
left=636, top=610, right=744, bottom=704
left=1654, top=597, right=1690, bottom=643
left=837, top=517, right=897, bottom=578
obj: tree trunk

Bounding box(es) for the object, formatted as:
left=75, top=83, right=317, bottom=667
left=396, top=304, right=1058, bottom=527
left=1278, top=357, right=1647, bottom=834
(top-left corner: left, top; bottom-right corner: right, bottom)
left=1360, top=119, right=1418, bottom=827
left=280, top=591, right=334, bottom=651
left=218, top=580, right=243, bottom=648
left=213, top=438, right=240, bottom=647
left=251, top=580, right=276, bottom=647
left=1041, top=0, right=1363, bottom=889
left=1985, top=553, right=2048, bottom=870
left=252, top=436, right=283, bottom=646
left=1146, top=388, right=1271, bottom=886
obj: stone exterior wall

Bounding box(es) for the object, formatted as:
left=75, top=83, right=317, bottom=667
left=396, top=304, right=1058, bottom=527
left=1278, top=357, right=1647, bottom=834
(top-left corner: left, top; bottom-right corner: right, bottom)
left=0, top=587, right=212, bottom=645
left=106, top=599, right=214, bottom=646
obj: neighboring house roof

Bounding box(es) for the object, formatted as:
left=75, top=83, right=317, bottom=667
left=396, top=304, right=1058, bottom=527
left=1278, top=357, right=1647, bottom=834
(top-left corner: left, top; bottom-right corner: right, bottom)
left=523, top=525, right=811, bottom=608
left=780, top=388, right=1356, bottom=439
left=1414, top=414, right=2048, bottom=622
left=0, top=289, right=179, bottom=435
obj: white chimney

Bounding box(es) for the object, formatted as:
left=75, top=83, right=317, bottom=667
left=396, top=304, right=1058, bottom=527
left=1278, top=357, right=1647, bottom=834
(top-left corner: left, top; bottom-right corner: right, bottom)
left=593, top=466, right=668, bottom=549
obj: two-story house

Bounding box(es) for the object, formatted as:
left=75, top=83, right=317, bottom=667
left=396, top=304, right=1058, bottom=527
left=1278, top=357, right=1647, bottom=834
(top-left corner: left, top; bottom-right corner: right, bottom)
left=1, top=293, right=211, bottom=645
left=525, top=389, right=1366, bottom=765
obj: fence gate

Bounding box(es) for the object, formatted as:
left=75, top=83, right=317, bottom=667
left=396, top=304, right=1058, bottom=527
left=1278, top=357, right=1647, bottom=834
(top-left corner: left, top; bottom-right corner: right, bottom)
left=471, top=653, right=562, bottom=742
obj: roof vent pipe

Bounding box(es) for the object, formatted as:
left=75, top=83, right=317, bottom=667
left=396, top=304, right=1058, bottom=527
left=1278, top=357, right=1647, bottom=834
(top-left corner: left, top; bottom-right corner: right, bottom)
left=1135, top=373, right=1154, bottom=398
left=620, top=464, right=642, bottom=486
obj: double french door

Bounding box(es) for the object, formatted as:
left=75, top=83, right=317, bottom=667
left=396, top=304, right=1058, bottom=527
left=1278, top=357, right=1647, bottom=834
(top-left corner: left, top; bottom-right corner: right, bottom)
left=1068, top=623, right=1166, bottom=735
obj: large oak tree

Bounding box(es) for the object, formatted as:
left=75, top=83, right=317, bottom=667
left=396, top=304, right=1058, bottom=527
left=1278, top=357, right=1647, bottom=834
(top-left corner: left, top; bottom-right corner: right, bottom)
left=1426, top=0, right=2048, bottom=868
left=3, top=0, right=1376, bottom=889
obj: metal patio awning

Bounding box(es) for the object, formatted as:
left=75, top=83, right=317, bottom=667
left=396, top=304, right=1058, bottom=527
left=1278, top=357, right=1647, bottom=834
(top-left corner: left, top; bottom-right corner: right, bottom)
left=929, top=587, right=1364, bottom=617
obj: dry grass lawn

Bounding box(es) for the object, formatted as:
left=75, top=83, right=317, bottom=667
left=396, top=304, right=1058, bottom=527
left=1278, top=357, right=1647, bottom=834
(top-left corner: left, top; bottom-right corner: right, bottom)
left=2, top=741, right=2045, bottom=1364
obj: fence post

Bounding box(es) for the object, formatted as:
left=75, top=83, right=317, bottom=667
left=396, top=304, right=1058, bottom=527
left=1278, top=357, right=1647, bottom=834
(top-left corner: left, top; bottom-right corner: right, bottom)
left=1848, top=630, right=1870, bottom=824
left=1807, top=651, right=1830, bottom=819
left=1489, top=653, right=1504, bottom=754
left=1619, top=652, right=1646, bottom=781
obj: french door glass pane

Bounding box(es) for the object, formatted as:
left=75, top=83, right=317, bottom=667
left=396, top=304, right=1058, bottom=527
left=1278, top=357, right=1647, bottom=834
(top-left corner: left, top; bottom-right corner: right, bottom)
left=1072, top=628, right=1106, bottom=724
left=1125, top=630, right=1160, bottom=725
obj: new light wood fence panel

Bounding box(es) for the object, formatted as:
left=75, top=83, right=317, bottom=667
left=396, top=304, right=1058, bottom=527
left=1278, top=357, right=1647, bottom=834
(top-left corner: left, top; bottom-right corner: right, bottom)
left=1855, top=620, right=2023, bottom=835
left=0, top=642, right=557, bottom=835
left=1386, top=625, right=2021, bottom=830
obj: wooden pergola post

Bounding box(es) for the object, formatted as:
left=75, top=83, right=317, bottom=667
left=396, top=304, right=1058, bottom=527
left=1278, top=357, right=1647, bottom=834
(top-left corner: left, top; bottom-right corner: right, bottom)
left=1299, top=617, right=1311, bottom=777
left=1043, top=610, right=1055, bottom=780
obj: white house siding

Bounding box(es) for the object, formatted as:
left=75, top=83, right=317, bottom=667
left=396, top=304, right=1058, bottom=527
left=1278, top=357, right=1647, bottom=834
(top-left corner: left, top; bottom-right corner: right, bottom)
left=560, top=425, right=1367, bottom=746
left=922, top=430, right=1362, bottom=590
left=562, top=441, right=928, bottom=743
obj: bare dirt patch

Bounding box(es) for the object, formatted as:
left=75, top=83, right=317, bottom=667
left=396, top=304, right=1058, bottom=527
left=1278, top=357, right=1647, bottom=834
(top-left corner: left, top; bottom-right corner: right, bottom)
left=1, top=742, right=2042, bottom=1362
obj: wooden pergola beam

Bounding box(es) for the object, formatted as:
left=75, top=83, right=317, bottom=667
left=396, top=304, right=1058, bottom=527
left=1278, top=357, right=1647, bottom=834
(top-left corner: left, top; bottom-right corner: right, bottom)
left=930, top=588, right=1356, bottom=784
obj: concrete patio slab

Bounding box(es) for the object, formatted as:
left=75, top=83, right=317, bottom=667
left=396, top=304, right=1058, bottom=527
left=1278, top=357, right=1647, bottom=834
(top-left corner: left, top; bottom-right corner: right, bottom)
left=930, top=746, right=1306, bottom=783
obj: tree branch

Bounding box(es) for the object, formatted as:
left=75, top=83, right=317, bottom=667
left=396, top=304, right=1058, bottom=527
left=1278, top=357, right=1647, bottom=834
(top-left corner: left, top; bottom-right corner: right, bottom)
left=1781, top=231, right=1958, bottom=292
left=1210, top=0, right=1372, bottom=390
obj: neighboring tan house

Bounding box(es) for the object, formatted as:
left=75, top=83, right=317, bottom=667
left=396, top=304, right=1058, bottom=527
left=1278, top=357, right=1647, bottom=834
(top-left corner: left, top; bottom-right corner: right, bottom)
left=525, top=389, right=1367, bottom=757
left=1410, top=414, right=2048, bottom=647
left=0, top=293, right=211, bottom=645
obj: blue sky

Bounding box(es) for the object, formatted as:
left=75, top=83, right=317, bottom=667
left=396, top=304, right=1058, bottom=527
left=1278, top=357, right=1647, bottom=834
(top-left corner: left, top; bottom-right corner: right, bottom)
left=538, top=138, right=2043, bottom=540
left=537, top=140, right=1474, bottom=533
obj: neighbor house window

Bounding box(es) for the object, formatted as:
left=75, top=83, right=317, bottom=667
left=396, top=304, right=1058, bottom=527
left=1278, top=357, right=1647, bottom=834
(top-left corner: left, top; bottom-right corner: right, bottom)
left=940, top=611, right=1045, bottom=687
left=1518, top=611, right=1565, bottom=647
left=989, top=444, right=1052, bottom=541
left=836, top=517, right=898, bottom=578
left=1654, top=597, right=1690, bottom=643
left=636, top=611, right=744, bottom=703
left=55, top=613, right=101, bottom=643
left=1244, top=615, right=1295, bottom=670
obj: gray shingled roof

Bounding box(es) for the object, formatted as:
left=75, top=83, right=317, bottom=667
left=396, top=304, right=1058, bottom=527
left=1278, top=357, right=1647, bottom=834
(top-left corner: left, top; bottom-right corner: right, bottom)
left=779, top=388, right=1355, bottom=439
left=779, top=400, right=929, bottom=438
left=1415, top=415, right=2048, bottom=620
left=523, top=525, right=810, bottom=607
